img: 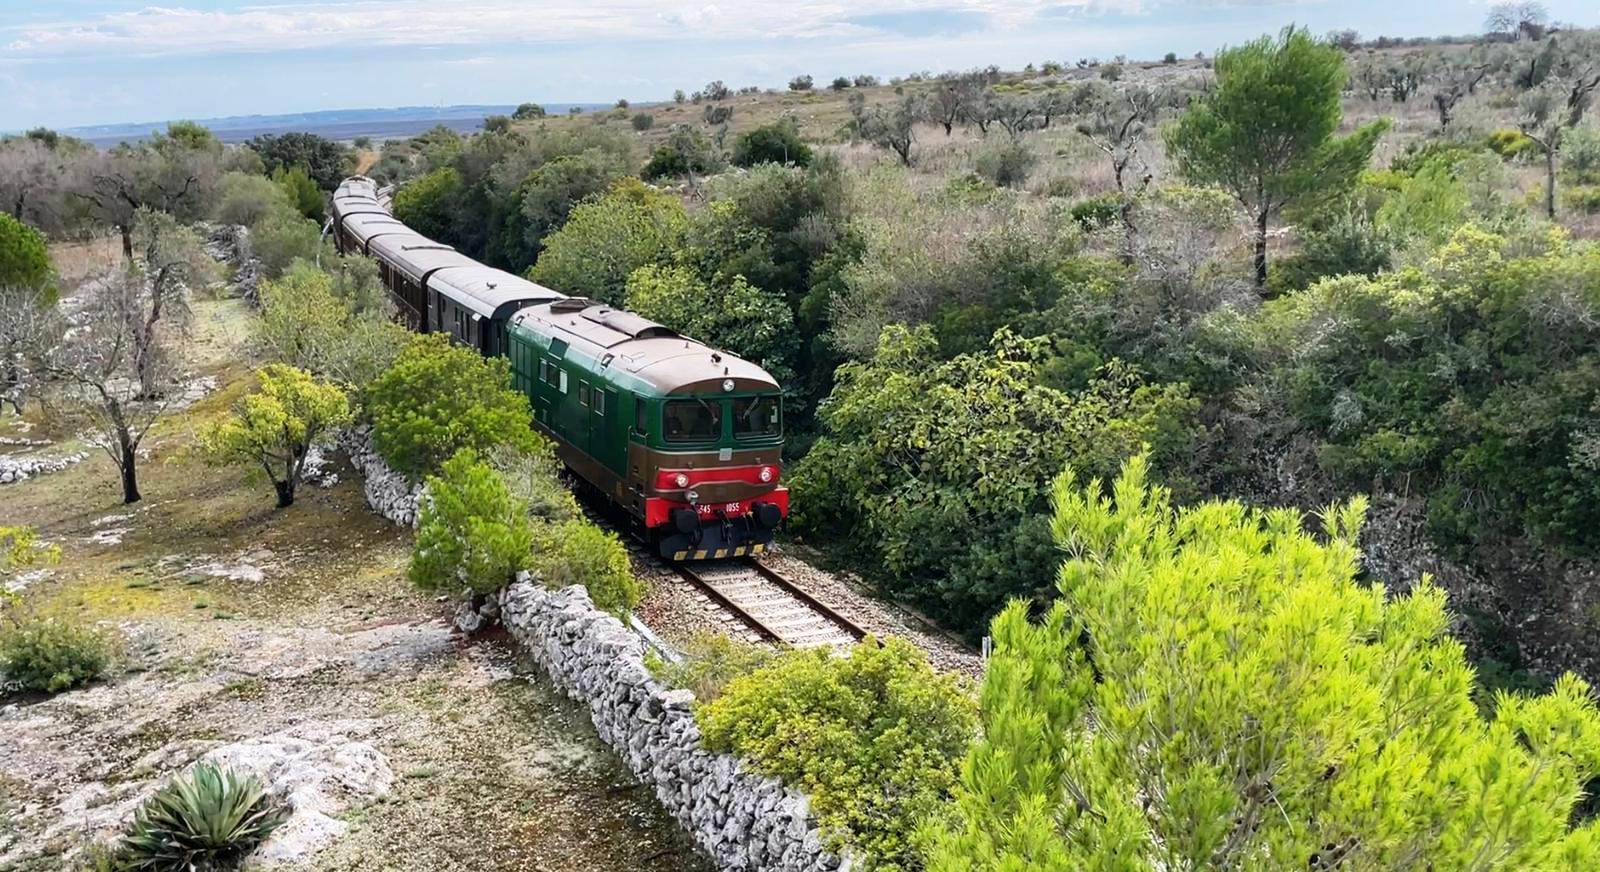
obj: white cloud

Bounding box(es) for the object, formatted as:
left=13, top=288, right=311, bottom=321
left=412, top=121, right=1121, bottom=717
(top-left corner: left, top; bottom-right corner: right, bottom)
left=0, top=1, right=1152, bottom=60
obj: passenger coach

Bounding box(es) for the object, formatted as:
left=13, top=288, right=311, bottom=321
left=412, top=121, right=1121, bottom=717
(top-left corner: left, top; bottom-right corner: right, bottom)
left=328, top=176, right=789, bottom=559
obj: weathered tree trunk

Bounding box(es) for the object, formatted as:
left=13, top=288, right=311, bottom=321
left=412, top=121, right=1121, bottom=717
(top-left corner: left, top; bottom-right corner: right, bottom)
left=1545, top=150, right=1558, bottom=219
left=118, top=430, right=141, bottom=504
left=1254, top=209, right=1270, bottom=296
left=119, top=224, right=134, bottom=261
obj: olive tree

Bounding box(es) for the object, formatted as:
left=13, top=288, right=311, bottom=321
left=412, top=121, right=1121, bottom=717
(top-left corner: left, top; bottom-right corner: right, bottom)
left=1075, top=83, right=1165, bottom=261
left=923, top=453, right=1600, bottom=870
left=34, top=268, right=185, bottom=503
left=200, top=364, right=352, bottom=507
left=1165, top=27, right=1387, bottom=294
left=75, top=130, right=220, bottom=259
left=1510, top=32, right=1600, bottom=218
left=848, top=92, right=917, bottom=166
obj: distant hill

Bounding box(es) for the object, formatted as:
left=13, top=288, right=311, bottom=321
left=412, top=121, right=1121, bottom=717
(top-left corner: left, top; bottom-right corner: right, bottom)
left=59, top=104, right=607, bottom=147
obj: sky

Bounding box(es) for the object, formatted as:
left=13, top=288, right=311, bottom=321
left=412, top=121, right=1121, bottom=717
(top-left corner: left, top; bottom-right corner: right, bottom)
left=1, top=1, right=1596, bottom=131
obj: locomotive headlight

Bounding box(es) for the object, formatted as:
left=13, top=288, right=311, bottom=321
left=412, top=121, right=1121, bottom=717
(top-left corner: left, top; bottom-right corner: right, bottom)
left=673, top=473, right=689, bottom=488
left=722, top=379, right=735, bottom=392
left=759, top=466, right=774, bottom=483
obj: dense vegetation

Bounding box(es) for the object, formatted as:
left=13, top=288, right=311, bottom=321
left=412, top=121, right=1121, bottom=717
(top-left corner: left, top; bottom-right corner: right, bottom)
left=924, top=453, right=1600, bottom=869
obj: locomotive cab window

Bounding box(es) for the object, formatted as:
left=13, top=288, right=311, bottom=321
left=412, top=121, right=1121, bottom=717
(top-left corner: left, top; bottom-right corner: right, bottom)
left=733, top=395, right=782, bottom=439
left=664, top=399, right=721, bottom=443
left=633, top=400, right=648, bottom=436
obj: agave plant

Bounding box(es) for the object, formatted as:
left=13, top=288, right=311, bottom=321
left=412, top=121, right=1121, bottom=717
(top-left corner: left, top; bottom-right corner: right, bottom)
left=118, top=763, right=285, bottom=871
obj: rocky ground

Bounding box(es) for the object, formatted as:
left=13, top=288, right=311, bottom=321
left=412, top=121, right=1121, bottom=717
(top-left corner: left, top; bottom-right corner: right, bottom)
left=0, top=297, right=707, bottom=871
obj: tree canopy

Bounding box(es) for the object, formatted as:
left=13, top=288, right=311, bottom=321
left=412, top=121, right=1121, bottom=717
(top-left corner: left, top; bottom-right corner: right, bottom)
left=1166, top=26, right=1387, bottom=292
left=924, top=452, right=1600, bottom=871
left=367, top=333, right=537, bottom=478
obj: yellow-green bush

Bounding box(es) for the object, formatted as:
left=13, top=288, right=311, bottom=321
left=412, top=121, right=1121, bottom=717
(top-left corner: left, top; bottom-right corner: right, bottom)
left=0, top=618, right=111, bottom=693
left=699, top=638, right=976, bottom=871
left=528, top=520, right=640, bottom=615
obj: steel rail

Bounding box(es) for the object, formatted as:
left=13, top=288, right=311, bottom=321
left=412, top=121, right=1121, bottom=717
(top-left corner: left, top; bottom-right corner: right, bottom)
left=746, top=559, right=870, bottom=643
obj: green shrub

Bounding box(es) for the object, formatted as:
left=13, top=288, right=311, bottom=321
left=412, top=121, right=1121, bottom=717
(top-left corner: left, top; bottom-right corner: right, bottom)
left=647, top=631, right=774, bottom=702
left=1269, top=200, right=1392, bottom=293
left=272, top=165, right=325, bottom=223
left=1563, top=185, right=1600, bottom=214
left=791, top=326, right=1198, bottom=632
left=1485, top=127, right=1539, bottom=160
left=367, top=333, right=536, bottom=478
left=630, top=112, right=655, bottom=131
left=489, top=444, right=579, bottom=525
left=1068, top=192, right=1122, bottom=230
left=699, top=638, right=976, bottom=871
left=528, top=520, right=640, bottom=614
left=1389, top=139, right=1486, bottom=175
left=410, top=449, right=533, bottom=595
left=972, top=136, right=1037, bottom=188
left=641, top=125, right=723, bottom=180
left=257, top=260, right=407, bottom=391
left=0, top=618, right=110, bottom=693
left=251, top=209, right=327, bottom=279
left=1265, top=224, right=1600, bottom=553
left=1562, top=126, right=1600, bottom=185
left=530, top=179, right=688, bottom=304
left=215, top=172, right=291, bottom=228
left=391, top=166, right=462, bottom=243
left=731, top=119, right=813, bottom=168
left=118, top=763, right=284, bottom=871
left=624, top=262, right=798, bottom=384
left=0, top=211, right=51, bottom=289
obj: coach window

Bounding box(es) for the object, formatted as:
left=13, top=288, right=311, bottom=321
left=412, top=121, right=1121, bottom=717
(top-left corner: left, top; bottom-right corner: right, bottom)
left=579, top=381, right=590, bottom=407
left=594, top=389, right=606, bottom=415
left=559, top=370, right=568, bottom=394
left=733, top=395, right=782, bottom=439
left=663, top=399, right=721, bottom=443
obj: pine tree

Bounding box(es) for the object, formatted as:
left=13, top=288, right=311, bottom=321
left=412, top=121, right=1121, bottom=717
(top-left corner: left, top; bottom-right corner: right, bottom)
left=923, top=452, right=1600, bottom=870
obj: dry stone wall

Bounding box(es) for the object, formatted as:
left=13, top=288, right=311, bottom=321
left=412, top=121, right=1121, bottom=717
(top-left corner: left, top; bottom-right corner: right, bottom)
left=339, top=428, right=845, bottom=871
left=338, top=426, right=423, bottom=527
left=500, top=581, right=846, bottom=872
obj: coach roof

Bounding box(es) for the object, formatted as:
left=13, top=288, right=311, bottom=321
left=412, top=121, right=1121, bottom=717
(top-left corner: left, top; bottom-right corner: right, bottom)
left=428, top=267, right=565, bottom=319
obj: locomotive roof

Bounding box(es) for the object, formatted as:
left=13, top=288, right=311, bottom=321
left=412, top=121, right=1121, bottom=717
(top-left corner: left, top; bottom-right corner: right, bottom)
left=511, top=299, right=779, bottom=396
left=429, top=267, right=565, bottom=318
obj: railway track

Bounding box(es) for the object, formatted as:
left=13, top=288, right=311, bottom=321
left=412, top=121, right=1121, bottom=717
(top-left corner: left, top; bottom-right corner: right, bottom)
left=673, top=558, right=868, bottom=649
left=579, top=499, right=867, bottom=650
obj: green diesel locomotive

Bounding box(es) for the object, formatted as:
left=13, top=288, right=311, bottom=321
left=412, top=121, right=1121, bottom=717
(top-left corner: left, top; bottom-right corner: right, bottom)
left=331, top=176, right=788, bottom=559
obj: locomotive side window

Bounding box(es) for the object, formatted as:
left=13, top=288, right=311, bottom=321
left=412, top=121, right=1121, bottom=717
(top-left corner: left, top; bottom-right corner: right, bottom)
left=733, top=396, right=782, bottom=439
left=579, top=381, right=590, bottom=407
left=634, top=400, right=648, bottom=436
left=664, top=399, right=721, bottom=443
left=594, top=389, right=606, bottom=415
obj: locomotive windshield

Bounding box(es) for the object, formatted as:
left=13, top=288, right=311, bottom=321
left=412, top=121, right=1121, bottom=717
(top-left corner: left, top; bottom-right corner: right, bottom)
left=733, top=396, right=781, bottom=439
left=664, top=399, right=722, bottom=442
